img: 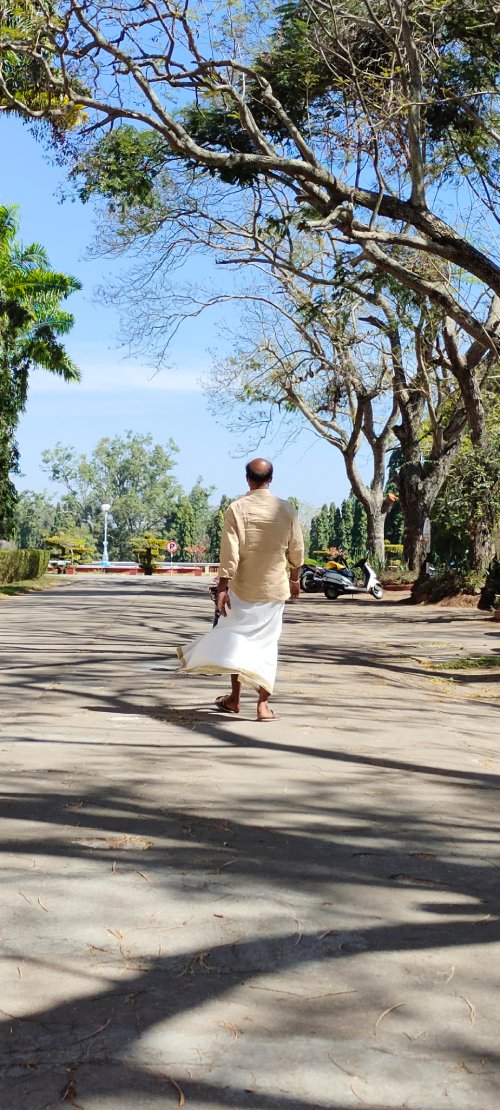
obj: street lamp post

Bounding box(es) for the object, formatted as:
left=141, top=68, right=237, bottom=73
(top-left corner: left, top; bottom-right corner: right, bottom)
left=101, top=503, right=111, bottom=566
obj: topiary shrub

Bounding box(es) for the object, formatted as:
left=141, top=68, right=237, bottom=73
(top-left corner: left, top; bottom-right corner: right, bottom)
left=44, top=533, right=95, bottom=564
left=0, top=549, right=49, bottom=584
left=129, top=533, right=168, bottom=575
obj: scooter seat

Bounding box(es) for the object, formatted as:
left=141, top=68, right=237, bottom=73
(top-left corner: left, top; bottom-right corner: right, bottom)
left=324, top=568, right=355, bottom=583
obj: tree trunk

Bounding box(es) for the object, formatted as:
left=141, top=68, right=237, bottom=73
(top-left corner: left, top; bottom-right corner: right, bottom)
left=397, top=439, right=463, bottom=571
left=365, top=509, right=386, bottom=562
left=343, top=454, right=388, bottom=563
left=402, top=510, right=429, bottom=571
left=398, top=463, right=430, bottom=571
left=468, top=517, right=494, bottom=574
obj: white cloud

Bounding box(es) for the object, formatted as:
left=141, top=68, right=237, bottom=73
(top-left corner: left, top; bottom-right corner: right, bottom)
left=28, top=355, right=205, bottom=394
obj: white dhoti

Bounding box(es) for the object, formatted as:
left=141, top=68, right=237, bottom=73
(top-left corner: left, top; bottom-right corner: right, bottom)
left=177, top=591, right=285, bottom=693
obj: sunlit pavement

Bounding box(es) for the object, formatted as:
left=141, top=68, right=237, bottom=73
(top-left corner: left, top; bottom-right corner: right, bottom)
left=0, top=577, right=499, bottom=1110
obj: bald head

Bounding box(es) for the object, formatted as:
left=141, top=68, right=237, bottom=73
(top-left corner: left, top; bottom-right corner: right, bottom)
left=246, top=457, right=273, bottom=487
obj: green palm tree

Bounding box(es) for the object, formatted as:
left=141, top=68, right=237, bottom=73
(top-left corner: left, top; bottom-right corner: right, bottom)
left=0, top=204, right=81, bottom=536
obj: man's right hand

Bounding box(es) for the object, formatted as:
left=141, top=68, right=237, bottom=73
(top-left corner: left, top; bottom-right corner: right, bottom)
left=218, top=588, right=231, bottom=617
left=289, top=579, right=300, bottom=601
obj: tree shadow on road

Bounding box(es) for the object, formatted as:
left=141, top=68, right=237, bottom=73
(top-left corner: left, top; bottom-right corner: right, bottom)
left=2, top=588, right=500, bottom=1107
left=2, top=734, right=500, bottom=1108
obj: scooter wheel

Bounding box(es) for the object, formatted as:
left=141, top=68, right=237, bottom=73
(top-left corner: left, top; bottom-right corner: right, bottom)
left=300, top=573, right=317, bottom=593
left=324, top=586, right=340, bottom=600
left=371, top=585, right=384, bottom=599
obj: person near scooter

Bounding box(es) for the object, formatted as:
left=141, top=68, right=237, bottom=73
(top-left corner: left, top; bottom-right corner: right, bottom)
left=323, top=548, right=353, bottom=573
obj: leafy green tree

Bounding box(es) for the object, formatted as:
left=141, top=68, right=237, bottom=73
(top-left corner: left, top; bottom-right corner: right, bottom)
left=186, top=477, right=216, bottom=545
left=206, top=495, right=232, bottom=561
left=170, top=499, right=195, bottom=560
left=333, top=507, right=344, bottom=549
left=167, top=478, right=217, bottom=558
left=6, top=2, right=497, bottom=566
left=10, top=5, right=491, bottom=565
left=0, top=1, right=85, bottom=131
left=309, top=504, right=330, bottom=556
left=308, top=515, right=320, bottom=559
left=207, top=509, right=225, bottom=561
left=0, top=204, right=80, bottom=536
left=41, top=432, right=180, bottom=558
left=12, top=489, right=57, bottom=549
left=287, top=496, right=312, bottom=553
left=351, top=498, right=368, bottom=556
left=340, top=497, right=355, bottom=553
left=12, top=0, right=497, bottom=347
left=431, top=431, right=500, bottom=570
left=319, top=504, right=331, bottom=550
left=327, top=503, right=337, bottom=547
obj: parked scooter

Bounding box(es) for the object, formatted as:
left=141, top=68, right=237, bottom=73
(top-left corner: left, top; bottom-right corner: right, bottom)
left=323, top=557, right=383, bottom=600
left=300, top=564, right=326, bottom=592
left=300, top=550, right=352, bottom=593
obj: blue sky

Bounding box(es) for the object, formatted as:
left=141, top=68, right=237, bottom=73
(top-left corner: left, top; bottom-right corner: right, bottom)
left=1, top=116, right=352, bottom=509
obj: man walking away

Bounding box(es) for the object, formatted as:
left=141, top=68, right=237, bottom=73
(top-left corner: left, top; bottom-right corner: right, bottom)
left=177, top=458, right=304, bottom=720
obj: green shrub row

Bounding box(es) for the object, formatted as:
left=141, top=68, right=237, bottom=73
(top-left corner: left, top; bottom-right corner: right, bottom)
left=384, top=542, right=404, bottom=557
left=0, top=549, right=50, bottom=584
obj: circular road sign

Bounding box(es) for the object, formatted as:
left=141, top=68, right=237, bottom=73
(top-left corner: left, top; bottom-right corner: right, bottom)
left=166, top=540, right=179, bottom=554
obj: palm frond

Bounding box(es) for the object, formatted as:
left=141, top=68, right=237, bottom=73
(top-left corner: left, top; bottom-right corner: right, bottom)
left=19, top=325, right=80, bottom=381
left=10, top=242, right=50, bottom=271
left=0, top=204, right=19, bottom=245
left=2, top=269, right=81, bottom=301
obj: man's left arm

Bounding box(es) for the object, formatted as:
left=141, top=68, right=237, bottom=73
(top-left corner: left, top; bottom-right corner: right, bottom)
left=218, top=505, right=240, bottom=616
left=288, top=513, right=305, bottom=600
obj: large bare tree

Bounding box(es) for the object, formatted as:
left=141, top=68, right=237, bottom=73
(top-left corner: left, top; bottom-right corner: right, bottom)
left=0, top=0, right=499, bottom=350
left=83, top=170, right=492, bottom=567
left=207, top=285, right=399, bottom=560
left=202, top=271, right=478, bottom=568
left=2, top=0, right=498, bottom=567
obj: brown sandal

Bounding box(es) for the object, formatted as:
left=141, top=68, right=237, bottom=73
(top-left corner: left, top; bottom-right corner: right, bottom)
left=215, top=695, right=239, bottom=715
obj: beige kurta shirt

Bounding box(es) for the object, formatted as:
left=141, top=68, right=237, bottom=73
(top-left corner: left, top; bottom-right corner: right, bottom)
left=219, top=488, right=304, bottom=602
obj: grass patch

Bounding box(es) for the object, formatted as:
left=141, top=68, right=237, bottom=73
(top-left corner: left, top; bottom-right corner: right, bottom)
left=0, top=573, right=65, bottom=598
left=436, top=654, right=500, bottom=670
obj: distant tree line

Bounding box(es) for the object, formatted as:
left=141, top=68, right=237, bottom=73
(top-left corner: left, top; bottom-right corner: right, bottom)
left=13, top=427, right=497, bottom=571
left=309, top=496, right=368, bottom=559
left=12, top=431, right=316, bottom=563
left=12, top=432, right=233, bottom=562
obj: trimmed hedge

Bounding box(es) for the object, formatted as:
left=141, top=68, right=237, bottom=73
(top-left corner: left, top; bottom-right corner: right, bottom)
left=0, top=549, right=50, bottom=584
left=384, top=542, right=404, bottom=559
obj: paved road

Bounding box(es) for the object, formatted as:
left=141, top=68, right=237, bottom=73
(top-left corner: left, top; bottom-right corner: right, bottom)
left=0, top=577, right=499, bottom=1109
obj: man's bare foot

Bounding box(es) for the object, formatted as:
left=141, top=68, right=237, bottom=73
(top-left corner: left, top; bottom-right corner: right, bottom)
left=215, top=694, right=240, bottom=714
left=256, top=704, right=280, bottom=721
